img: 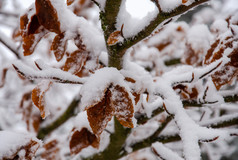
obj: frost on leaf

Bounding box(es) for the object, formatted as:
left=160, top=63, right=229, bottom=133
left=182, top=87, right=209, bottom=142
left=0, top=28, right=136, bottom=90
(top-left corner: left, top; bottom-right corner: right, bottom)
left=86, top=85, right=134, bottom=138
left=70, top=128, right=99, bottom=154
left=0, top=131, right=41, bottom=160
left=87, top=88, right=114, bottom=137
left=35, top=0, right=61, bottom=34
left=41, top=139, right=61, bottom=160
left=107, top=31, right=122, bottom=46
left=204, top=36, right=238, bottom=89
left=111, top=85, right=134, bottom=128
left=63, top=49, right=89, bottom=77
left=32, top=81, right=53, bottom=119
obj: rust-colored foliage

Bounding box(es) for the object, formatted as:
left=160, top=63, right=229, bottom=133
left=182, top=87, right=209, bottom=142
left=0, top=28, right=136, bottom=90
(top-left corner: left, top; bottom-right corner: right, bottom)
left=32, top=81, right=53, bottom=118
left=107, top=31, right=122, bottom=46
left=87, top=88, right=114, bottom=137
left=20, top=6, right=48, bottom=56
left=67, top=0, right=75, bottom=6
left=63, top=49, right=89, bottom=76
left=0, top=68, right=8, bottom=88
left=20, top=91, right=41, bottom=132
left=184, top=43, right=202, bottom=66
left=70, top=128, right=99, bottom=154
left=41, top=139, right=61, bottom=160
left=182, top=0, right=188, bottom=3
left=173, top=84, right=198, bottom=100
left=111, top=85, right=134, bottom=128
left=51, top=33, right=67, bottom=61
left=35, top=0, right=61, bottom=34
left=86, top=85, right=134, bottom=138
left=204, top=37, right=238, bottom=89
left=2, top=139, right=40, bottom=160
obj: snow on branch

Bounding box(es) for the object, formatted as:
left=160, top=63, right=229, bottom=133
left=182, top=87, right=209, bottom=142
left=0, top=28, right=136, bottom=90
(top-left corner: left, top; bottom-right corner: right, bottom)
left=12, top=61, right=86, bottom=84
left=152, top=142, right=184, bottom=160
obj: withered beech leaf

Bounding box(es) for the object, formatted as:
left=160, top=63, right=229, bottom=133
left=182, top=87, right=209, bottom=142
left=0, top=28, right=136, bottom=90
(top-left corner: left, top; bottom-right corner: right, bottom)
left=2, top=139, right=40, bottom=160
left=0, top=68, right=8, bottom=88
left=51, top=33, right=67, bottom=61
left=41, top=139, right=61, bottom=160
left=87, top=88, right=114, bottom=137
left=67, top=0, right=75, bottom=6
left=20, top=7, right=48, bottom=56
left=63, top=49, right=89, bottom=76
left=212, top=65, right=238, bottom=90
left=20, top=91, right=41, bottom=132
left=22, top=28, right=48, bottom=56
left=70, top=128, right=99, bottom=155
left=107, top=31, right=122, bottom=46
left=32, top=81, right=53, bottom=118
left=111, top=85, right=134, bottom=128
left=35, top=0, right=61, bottom=34
left=182, top=0, right=188, bottom=4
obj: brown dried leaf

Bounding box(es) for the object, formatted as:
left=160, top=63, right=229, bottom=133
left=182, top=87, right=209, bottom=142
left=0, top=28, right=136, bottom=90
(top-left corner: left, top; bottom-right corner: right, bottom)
left=111, top=85, right=134, bottom=128
left=20, top=91, right=41, bottom=132
left=67, top=0, right=75, bottom=5
left=22, top=28, right=48, bottom=56
left=212, top=65, right=238, bottom=90
left=41, top=139, right=61, bottom=160
left=20, top=7, right=48, bottom=56
left=51, top=33, right=67, bottom=61
left=107, top=31, right=122, bottom=46
left=183, top=44, right=200, bottom=66
left=87, top=88, right=114, bottom=137
left=63, top=49, right=89, bottom=76
left=35, top=0, right=61, bottom=34
left=0, top=68, right=8, bottom=88
left=32, top=81, right=53, bottom=118
left=173, top=84, right=198, bottom=100
left=2, top=138, right=40, bottom=160
left=182, top=0, right=188, bottom=3
left=70, top=128, right=99, bottom=154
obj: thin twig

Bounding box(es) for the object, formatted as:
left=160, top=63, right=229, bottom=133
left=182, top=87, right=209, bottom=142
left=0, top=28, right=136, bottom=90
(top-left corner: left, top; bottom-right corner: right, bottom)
left=0, top=31, right=20, bottom=59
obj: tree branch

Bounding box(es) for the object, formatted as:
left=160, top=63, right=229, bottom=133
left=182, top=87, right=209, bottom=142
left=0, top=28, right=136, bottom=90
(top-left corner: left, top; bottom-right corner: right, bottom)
left=109, top=0, right=209, bottom=56
left=37, top=97, right=80, bottom=139
left=126, top=113, right=238, bottom=156
left=0, top=31, right=20, bottom=59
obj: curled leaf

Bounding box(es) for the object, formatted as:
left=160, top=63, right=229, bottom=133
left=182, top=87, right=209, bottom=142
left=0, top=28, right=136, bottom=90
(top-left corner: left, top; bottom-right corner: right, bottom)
left=41, top=140, right=61, bottom=160
left=51, top=33, right=67, bottom=61
left=32, top=81, right=53, bottom=118
left=107, top=31, right=122, bottom=46
left=70, top=128, right=99, bottom=154
left=20, top=91, right=41, bottom=132
left=20, top=6, right=48, bottom=56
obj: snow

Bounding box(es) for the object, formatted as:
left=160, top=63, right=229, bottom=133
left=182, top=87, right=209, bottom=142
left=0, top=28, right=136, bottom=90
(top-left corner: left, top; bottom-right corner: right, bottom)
left=152, top=142, right=184, bottom=160
left=49, top=0, right=106, bottom=56
left=13, top=60, right=87, bottom=84
left=0, top=131, right=41, bottom=159
left=116, top=0, right=158, bottom=38
left=80, top=67, right=132, bottom=110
